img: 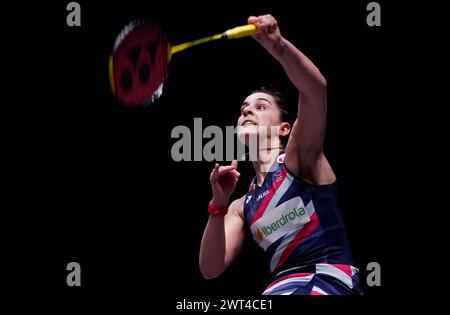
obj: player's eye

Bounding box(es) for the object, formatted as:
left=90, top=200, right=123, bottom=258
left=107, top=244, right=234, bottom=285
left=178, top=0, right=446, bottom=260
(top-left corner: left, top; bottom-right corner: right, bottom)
left=257, top=104, right=266, bottom=110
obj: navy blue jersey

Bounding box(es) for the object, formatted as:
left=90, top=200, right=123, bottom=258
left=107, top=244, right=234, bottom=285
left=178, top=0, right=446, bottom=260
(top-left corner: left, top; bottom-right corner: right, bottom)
left=243, top=151, right=362, bottom=295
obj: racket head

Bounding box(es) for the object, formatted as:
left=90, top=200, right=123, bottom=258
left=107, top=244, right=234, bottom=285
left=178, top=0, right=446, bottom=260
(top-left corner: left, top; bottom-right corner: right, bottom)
left=109, top=20, right=170, bottom=107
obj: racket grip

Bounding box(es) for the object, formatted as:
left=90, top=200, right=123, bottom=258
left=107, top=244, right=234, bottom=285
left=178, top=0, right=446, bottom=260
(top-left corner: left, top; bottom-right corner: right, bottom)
left=224, top=24, right=259, bottom=39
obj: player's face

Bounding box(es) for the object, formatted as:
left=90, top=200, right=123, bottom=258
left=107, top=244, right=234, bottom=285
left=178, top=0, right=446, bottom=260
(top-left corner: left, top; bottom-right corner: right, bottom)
left=237, top=92, right=283, bottom=147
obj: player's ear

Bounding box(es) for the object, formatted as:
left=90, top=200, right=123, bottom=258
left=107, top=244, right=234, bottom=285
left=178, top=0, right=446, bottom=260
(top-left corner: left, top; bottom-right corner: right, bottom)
left=279, top=122, right=290, bottom=137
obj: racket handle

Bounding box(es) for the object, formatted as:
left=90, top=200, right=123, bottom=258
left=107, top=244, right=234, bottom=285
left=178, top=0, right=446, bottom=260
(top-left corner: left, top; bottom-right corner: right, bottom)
left=223, top=24, right=259, bottom=39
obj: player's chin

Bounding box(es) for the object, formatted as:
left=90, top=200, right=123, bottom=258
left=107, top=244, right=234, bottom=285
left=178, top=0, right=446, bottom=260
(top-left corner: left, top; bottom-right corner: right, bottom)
left=237, top=125, right=259, bottom=145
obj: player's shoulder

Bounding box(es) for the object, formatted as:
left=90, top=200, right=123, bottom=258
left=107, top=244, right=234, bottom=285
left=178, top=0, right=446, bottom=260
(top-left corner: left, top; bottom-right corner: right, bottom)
left=228, top=195, right=246, bottom=220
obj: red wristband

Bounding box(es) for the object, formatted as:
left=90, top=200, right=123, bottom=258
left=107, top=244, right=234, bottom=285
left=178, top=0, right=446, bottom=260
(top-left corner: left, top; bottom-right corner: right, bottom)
left=208, top=201, right=228, bottom=216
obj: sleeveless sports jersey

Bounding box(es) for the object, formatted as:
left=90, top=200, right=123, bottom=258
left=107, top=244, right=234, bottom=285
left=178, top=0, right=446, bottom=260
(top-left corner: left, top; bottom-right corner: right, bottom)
left=243, top=151, right=362, bottom=295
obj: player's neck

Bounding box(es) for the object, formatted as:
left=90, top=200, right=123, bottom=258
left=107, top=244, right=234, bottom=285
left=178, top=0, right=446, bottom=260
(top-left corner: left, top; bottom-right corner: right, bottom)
left=251, top=147, right=282, bottom=186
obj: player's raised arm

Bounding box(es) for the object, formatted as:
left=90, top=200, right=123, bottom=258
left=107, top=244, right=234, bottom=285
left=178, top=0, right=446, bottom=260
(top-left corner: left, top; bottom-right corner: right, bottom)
left=249, top=15, right=332, bottom=184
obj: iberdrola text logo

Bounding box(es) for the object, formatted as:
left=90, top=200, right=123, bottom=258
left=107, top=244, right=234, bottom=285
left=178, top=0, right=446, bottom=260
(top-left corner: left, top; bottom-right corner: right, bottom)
left=253, top=206, right=307, bottom=242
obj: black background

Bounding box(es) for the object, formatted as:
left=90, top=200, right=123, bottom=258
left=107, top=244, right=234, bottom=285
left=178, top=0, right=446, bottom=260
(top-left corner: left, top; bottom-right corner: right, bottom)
left=5, top=0, right=429, bottom=312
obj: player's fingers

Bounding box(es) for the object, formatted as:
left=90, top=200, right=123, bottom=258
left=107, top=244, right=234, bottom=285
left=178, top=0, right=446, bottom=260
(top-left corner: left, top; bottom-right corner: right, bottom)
left=248, top=16, right=258, bottom=24
left=210, top=163, right=220, bottom=180
left=219, top=165, right=236, bottom=172
left=230, top=169, right=240, bottom=177
left=218, top=168, right=237, bottom=177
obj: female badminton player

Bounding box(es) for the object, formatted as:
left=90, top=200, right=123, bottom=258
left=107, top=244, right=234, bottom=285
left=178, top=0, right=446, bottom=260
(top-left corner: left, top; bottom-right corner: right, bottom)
left=199, top=14, right=363, bottom=295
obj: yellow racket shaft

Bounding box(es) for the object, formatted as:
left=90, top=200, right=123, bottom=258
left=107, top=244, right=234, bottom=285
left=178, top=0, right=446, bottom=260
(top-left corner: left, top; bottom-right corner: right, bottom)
left=169, top=24, right=259, bottom=58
